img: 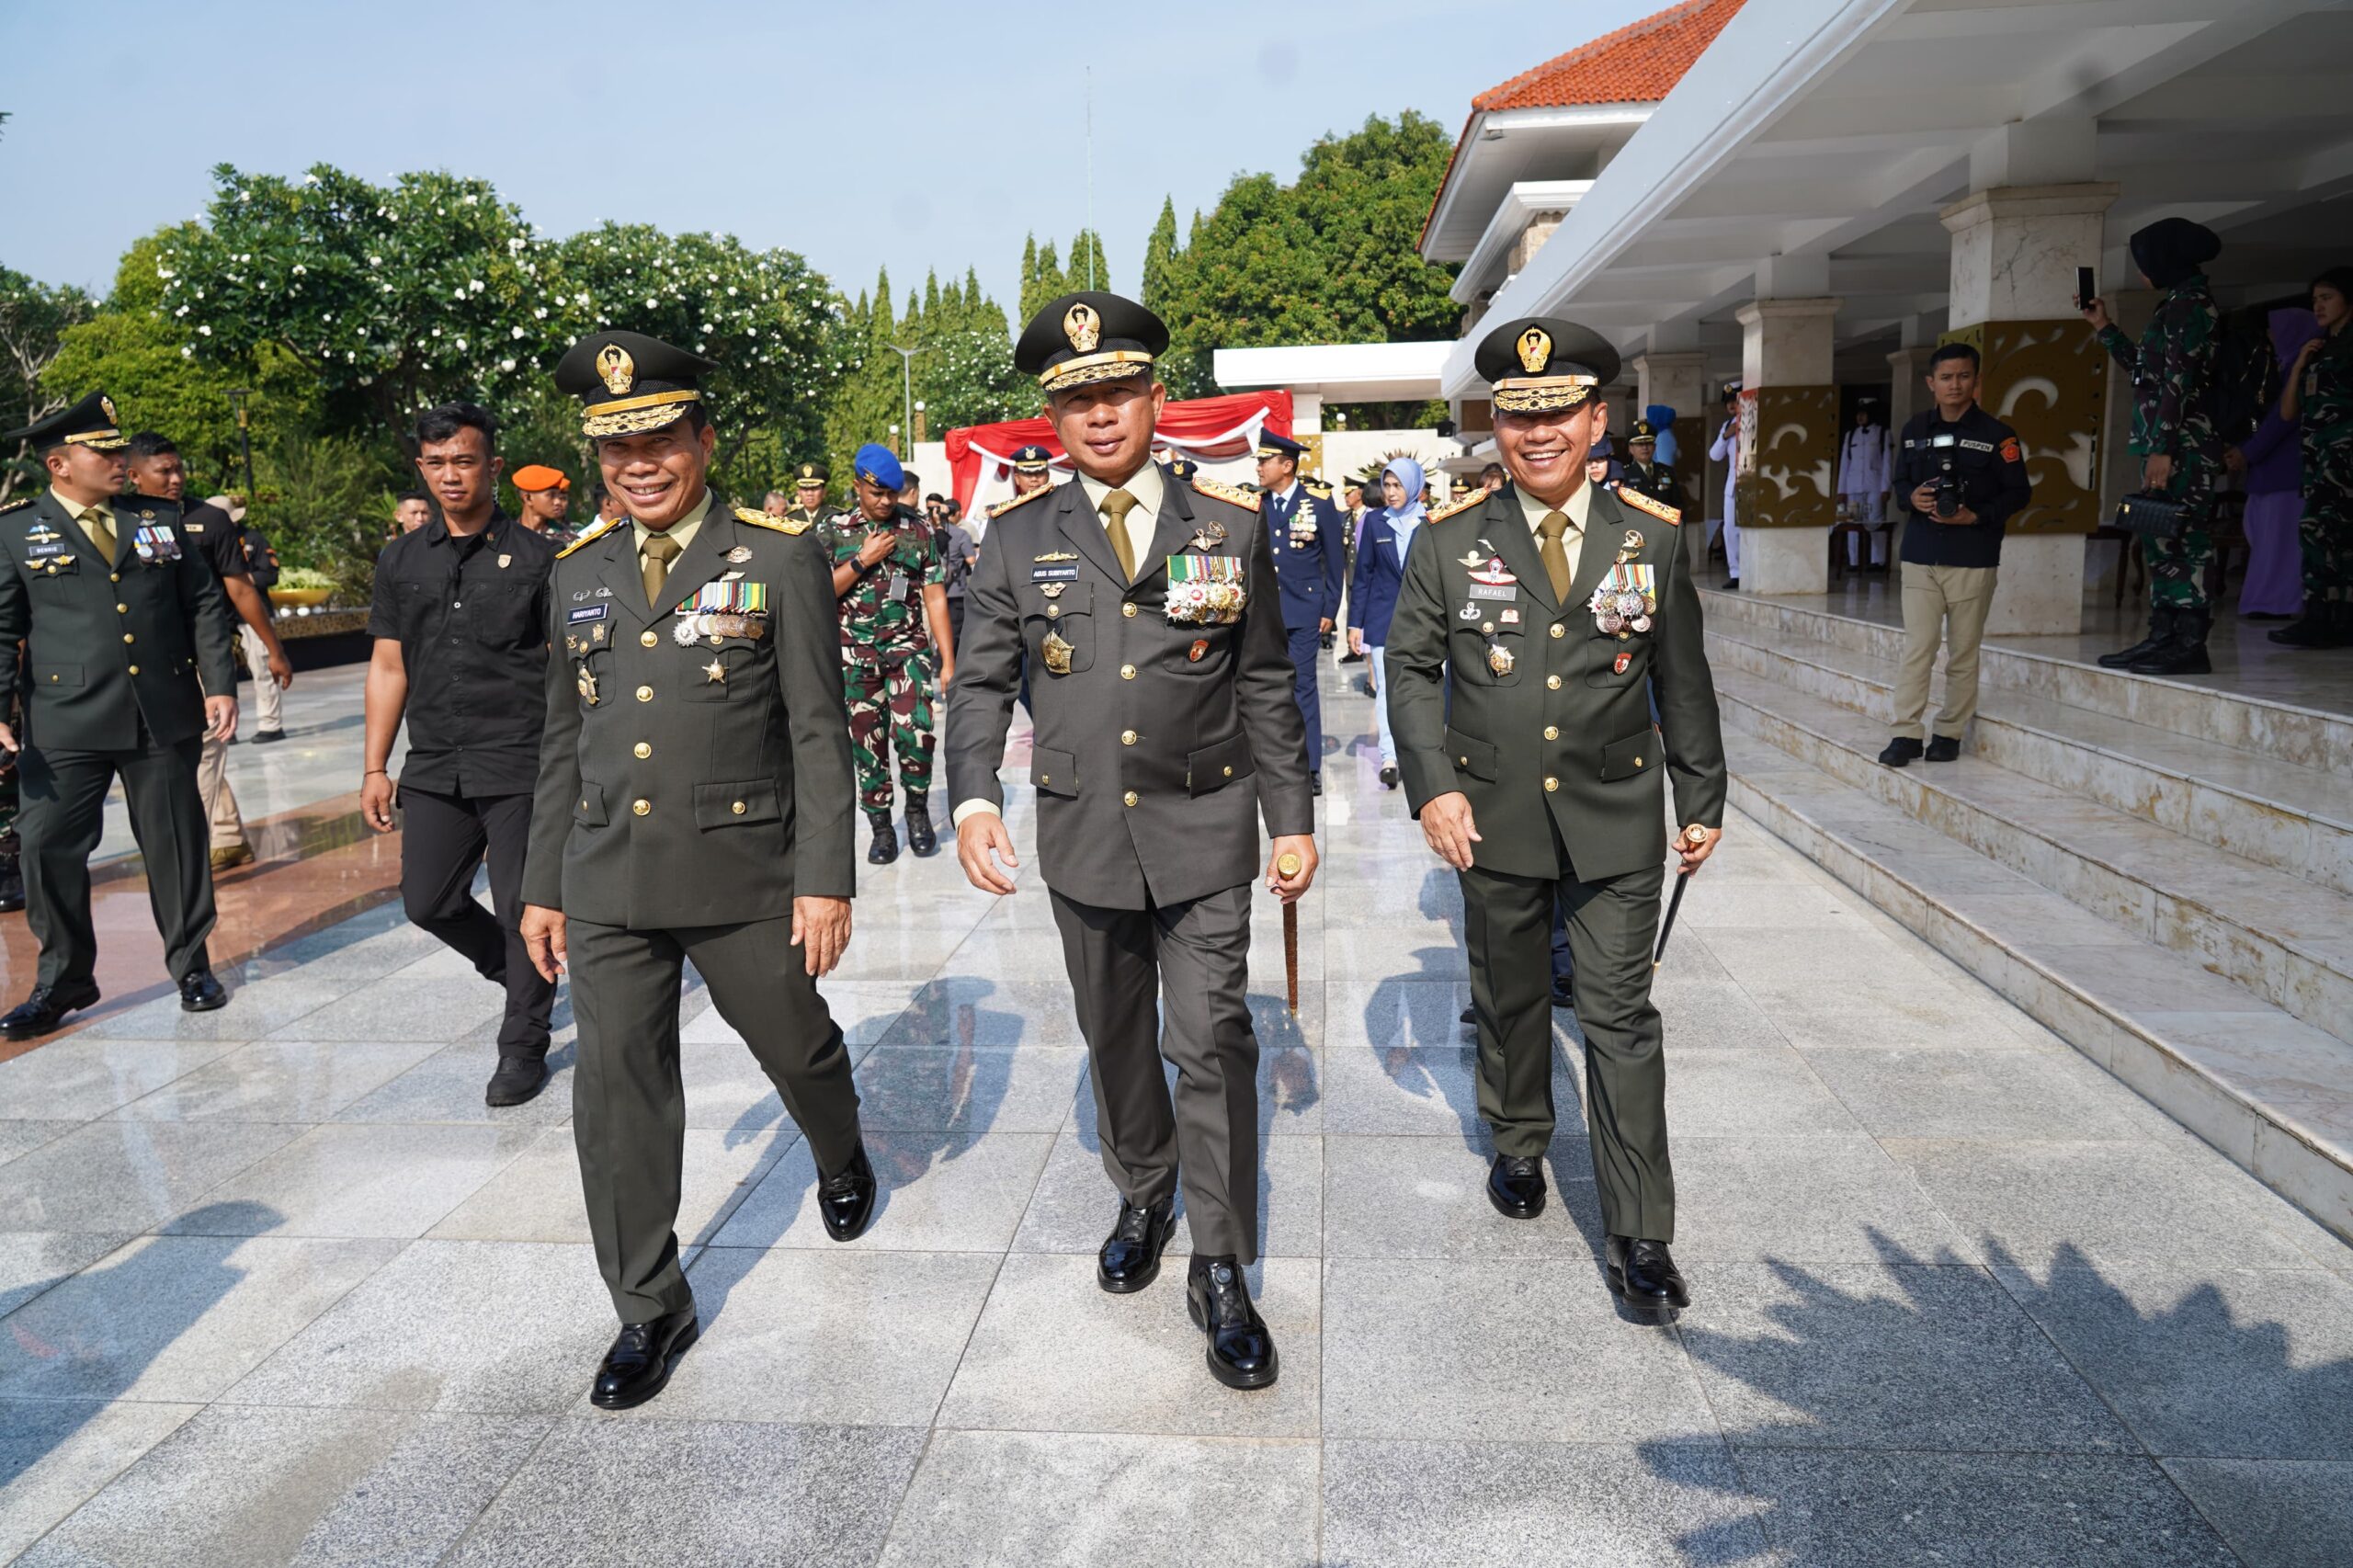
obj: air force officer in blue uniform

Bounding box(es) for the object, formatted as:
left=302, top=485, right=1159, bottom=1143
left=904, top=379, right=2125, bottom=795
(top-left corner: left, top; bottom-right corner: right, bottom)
left=1256, top=433, right=1346, bottom=797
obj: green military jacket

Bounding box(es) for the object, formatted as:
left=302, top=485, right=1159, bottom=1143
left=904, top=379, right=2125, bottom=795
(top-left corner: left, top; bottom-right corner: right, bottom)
left=521, top=494, right=858, bottom=927
left=823, top=504, right=942, bottom=664
left=1384, top=481, right=1725, bottom=883
left=2099, top=271, right=2223, bottom=483
left=0, top=492, right=236, bottom=751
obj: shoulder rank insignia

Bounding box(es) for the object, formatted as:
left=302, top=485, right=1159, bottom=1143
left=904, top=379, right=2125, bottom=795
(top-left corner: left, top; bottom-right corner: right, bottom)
left=990, top=484, right=1053, bottom=520
left=1617, top=488, right=1682, bottom=528
left=1428, top=490, right=1486, bottom=526
left=1188, top=475, right=1260, bottom=513
left=736, top=506, right=809, bottom=536
left=1303, top=479, right=1333, bottom=499
left=0, top=497, right=33, bottom=517
left=554, top=514, right=625, bottom=559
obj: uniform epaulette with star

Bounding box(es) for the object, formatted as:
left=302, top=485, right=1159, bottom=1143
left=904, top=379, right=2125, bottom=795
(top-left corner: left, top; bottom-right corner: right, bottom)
left=1303, top=479, right=1333, bottom=499
left=555, top=514, right=624, bottom=559
left=1188, top=475, right=1260, bottom=513
left=1428, top=491, right=1486, bottom=525
left=736, top=506, right=810, bottom=536
left=0, top=497, right=32, bottom=517
left=1618, top=488, right=1681, bottom=528
left=989, top=485, right=1052, bottom=520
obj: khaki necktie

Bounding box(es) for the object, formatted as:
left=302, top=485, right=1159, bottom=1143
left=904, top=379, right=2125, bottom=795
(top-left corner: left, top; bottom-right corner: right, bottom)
left=641, top=530, right=681, bottom=605
left=1099, top=488, right=1140, bottom=582
left=1536, top=510, right=1574, bottom=602
left=79, top=506, right=118, bottom=561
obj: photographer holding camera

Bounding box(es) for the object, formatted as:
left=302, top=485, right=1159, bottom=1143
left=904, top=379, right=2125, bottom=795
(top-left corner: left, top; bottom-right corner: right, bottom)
left=1878, top=341, right=2032, bottom=767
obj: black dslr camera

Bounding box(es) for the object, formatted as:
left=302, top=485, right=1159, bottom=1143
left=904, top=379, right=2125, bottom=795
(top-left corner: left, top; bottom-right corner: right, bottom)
left=1927, top=432, right=1962, bottom=519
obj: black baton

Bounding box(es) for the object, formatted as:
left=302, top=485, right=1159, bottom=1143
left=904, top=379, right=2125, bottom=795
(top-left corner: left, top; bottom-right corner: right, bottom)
left=1654, top=869, right=1691, bottom=971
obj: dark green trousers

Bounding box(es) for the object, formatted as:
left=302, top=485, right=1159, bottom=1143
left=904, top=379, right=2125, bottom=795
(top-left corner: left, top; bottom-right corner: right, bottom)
left=567, top=915, right=862, bottom=1322
left=1461, top=857, right=1676, bottom=1242
left=19, top=736, right=214, bottom=989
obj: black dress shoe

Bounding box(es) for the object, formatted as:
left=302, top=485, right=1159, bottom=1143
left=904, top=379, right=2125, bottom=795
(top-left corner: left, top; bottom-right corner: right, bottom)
left=1607, top=1235, right=1691, bottom=1314
left=178, top=970, right=228, bottom=1013
left=589, top=1303, right=699, bottom=1410
left=0, top=981, right=101, bottom=1040
left=1460, top=1004, right=1476, bottom=1027
left=484, top=1054, right=550, bottom=1108
left=904, top=799, right=938, bottom=857
left=1923, top=734, right=1961, bottom=762
left=1187, top=1256, right=1279, bottom=1391
left=866, top=821, right=899, bottom=865
left=1550, top=979, right=1574, bottom=1009
left=1378, top=765, right=1399, bottom=790
left=816, top=1142, right=877, bottom=1242
left=1877, top=736, right=1923, bottom=768
left=0, top=866, right=23, bottom=915
left=1487, top=1153, right=1547, bottom=1219
left=251, top=728, right=288, bottom=745
left=1310, top=771, right=1323, bottom=798
left=1097, top=1196, right=1175, bottom=1293
left=1723, top=578, right=1739, bottom=591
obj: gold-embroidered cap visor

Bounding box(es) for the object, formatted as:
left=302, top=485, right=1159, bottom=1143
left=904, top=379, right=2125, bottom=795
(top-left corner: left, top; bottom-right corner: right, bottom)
left=1038, top=350, right=1156, bottom=393
left=581, top=389, right=700, bottom=437
left=1489, top=375, right=1598, bottom=415
left=63, top=428, right=130, bottom=449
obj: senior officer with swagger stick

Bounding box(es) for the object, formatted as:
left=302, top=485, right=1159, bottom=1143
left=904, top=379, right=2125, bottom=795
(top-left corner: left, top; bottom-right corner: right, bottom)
left=1384, top=318, right=1725, bottom=1318
left=948, top=292, right=1316, bottom=1391
left=517, top=331, right=876, bottom=1411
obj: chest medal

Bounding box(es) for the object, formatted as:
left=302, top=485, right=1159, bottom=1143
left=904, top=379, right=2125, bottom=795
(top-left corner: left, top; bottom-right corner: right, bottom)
left=576, top=665, right=600, bottom=707
left=1486, top=638, right=1515, bottom=677
left=1040, top=629, right=1074, bottom=675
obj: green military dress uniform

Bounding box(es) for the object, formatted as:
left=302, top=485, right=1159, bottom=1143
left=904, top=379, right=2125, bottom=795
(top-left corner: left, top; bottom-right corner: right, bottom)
left=2097, top=229, right=2224, bottom=615
left=1384, top=323, right=1725, bottom=1248
left=785, top=459, right=843, bottom=533
left=824, top=503, right=944, bottom=824
left=0, top=395, right=237, bottom=1008
left=526, top=335, right=866, bottom=1325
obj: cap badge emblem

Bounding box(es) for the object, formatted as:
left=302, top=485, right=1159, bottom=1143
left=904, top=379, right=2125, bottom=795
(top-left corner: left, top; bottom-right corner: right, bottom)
left=1517, top=326, right=1552, bottom=375
left=99, top=395, right=118, bottom=423
left=1063, top=301, right=1101, bottom=354
left=597, top=344, right=635, bottom=395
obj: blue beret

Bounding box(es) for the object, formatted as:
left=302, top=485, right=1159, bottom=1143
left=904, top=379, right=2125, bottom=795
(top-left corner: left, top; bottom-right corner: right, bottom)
left=1255, top=431, right=1306, bottom=460
left=853, top=443, right=904, bottom=492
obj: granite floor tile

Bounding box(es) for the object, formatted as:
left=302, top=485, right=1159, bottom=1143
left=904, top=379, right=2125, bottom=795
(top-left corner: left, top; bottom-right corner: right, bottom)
left=712, top=1130, right=1052, bottom=1252
left=76, top=978, right=351, bottom=1041
left=0, top=1121, right=302, bottom=1234
left=871, top=977, right=1090, bottom=1050
left=1318, top=1041, right=1574, bottom=1143
left=111, top=1038, right=444, bottom=1123
left=1671, top=1135, right=1979, bottom=1265
left=1322, top=979, right=1472, bottom=1056
left=1803, top=1046, right=2174, bottom=1141
left=1010, top=1126, right=1322, bottom=1259
left=13, top=1405, right=549, bottom=1568
left=1321, top=1256, right=1715, bottom=1444
left=852, top=1044, right=1085, bottom=1134
left=1326, top=927, right=1469, bottom=982
left=259, top=975, right=504, bottom=1043
left=2160, top=1458, right=2353, bottom=1568
left=428, top=1125, right=793, bottom=1247
left=1647, top=981, right=1793, bottom=1050
left=0, top=1232, right=133, bottom=1320
left=658, top=1247, right=999, bottom=1426
left=441, top=1418, right=926, bottom=1568
left=168, top=1122, right=537, bottom=1239
left=877, top=1429, right=1320, bottom=1568
left=678, top=978, right=917, bottom=1048
left=332, top=1040, right=579, bottom=1127
left=1321, top=1438, right=1769, bottom=1567
left=1322, top=1134, right=1602, bottom=1259
left=0, top=1233, right=399, bottom=1403
left=223, top=1240, right=620, bottom=1414
left=0, top=1037, right=243, bottom=1122
left=1071, top=1043, right=1325, bottom=1141
left=1661, top=1047, right=1862, bottom=1137
left=0, top=1398, right=200, bottom=1564
left=1997, top=1262, right=2353, bottom=1460
left=938, top=1252, right=1321, bottom=1438
left=0, top=1120, right=72, bottom=1167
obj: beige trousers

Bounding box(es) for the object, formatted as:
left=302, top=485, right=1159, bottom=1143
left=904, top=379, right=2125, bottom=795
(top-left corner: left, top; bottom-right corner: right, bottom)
left=241, top=623, right=283, bottom=732
left=195, top=733, right=244, bottom=849
left=1893, top=562, right=1997, bottom=741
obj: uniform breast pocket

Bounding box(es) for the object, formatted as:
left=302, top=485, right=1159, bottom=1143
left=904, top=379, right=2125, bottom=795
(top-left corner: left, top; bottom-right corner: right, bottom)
left=471, top=581, right=539, bottom=643
left=574, top=651, right=612, bottom=710
left=31, top=663, right=83, bottom=690
left=684, top=641, right=765, bottom=702
left=1027, top=584, right=1092, bottom=676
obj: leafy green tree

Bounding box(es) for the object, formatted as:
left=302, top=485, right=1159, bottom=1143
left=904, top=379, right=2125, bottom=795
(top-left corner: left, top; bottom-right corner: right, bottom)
left=912, top=271, right=1027, bottom=433
left=824, top=267, right=911, bottom=472
left=1141, top=198, right=1181, bottom=319
left=0, top=269, right=94, bottom=500
left=1019, top=238, right=1065, bottom=322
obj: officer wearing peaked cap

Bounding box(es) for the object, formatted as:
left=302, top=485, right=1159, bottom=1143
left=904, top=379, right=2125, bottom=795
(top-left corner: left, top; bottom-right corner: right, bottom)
left=1620, top=418, right=1679, bottom=512
left=947, top=291, right=1316, bottom=1391
left=0, top=392, right=239, bottom=1037
left=1254, top=430, right=1345, bottom=796
left=517, top=330, right=876, bottom=1410
left=786, top=459, right=841, bottom=530
left=1383, top=317, right=1726, bottom=1319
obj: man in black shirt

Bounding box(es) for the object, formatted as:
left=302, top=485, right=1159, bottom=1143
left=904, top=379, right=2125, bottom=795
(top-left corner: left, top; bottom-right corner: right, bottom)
left=363, top=403, right=559, bottom=1105
left=1879, top=343, right=2032, bottom=767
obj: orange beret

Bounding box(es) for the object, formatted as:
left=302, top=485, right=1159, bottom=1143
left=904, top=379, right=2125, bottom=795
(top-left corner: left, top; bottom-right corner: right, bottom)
left=510, top=464, right=571, bottom=493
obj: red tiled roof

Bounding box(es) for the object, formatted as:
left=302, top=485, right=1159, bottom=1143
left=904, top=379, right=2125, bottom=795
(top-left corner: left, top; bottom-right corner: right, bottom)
left=1473, top=0, right=1744, bottom=110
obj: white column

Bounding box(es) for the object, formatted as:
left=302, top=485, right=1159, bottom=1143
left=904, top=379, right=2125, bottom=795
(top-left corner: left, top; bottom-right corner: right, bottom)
left=1734, top=297, right=1841, bottom=597
left=1631, top=350, right=1711, bottom=573
left=1290, top=391, right=1324, bottom=435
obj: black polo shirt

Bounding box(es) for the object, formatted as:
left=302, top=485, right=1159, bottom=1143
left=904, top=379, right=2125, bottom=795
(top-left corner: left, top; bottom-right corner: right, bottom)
left=367, top=510, right=555, bottom=796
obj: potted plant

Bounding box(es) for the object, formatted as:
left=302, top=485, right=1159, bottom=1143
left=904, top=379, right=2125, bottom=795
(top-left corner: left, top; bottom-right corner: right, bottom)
left=269, top=566, right=336, bottom=611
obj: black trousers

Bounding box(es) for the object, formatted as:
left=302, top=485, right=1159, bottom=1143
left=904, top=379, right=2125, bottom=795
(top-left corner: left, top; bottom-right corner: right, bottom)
left=19, top=735, right=214, bottom=988
left=397, top=785, right=554, bottom=1057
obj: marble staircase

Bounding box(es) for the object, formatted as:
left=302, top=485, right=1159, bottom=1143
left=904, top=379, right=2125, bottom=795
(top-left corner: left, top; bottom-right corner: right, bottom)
left=1701, top=586, right=2353, bottom=1242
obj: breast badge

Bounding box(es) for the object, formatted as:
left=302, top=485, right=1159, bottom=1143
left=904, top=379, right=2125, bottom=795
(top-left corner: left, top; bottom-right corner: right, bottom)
left=1040, top=629, right=1075, bottom=676
left=576, top=665, right=600, bottom=707
left=1486, top=639, right=1515, bottom=677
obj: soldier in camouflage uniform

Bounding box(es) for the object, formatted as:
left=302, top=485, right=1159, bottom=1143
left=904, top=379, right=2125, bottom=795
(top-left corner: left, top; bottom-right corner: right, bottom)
left=2087, top=218, right=2225, bottom=676
left=2270, top=267, right=2353, bottom=650
left=827, top=443, right=953, bottom=863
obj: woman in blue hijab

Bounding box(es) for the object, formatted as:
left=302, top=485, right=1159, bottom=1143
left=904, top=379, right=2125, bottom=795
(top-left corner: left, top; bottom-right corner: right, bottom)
left=1346, top=456, right=1427, bottom=789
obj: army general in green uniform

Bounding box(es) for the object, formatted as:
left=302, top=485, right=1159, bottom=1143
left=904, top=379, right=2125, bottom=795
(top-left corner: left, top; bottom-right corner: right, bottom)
left=0, top=392, right=238, bottom=1037
left=1384, top=319, right=1725, bottom=1318
left=518, top=332, right=875, bottom=1411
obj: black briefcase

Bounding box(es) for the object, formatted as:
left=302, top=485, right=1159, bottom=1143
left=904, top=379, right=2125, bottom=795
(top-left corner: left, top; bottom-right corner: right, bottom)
left=2111, top=492, right=2188, bottom=537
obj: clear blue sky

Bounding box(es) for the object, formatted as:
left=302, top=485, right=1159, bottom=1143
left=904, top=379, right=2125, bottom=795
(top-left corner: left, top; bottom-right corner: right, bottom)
left=0, top=0, right=1650, bottom=319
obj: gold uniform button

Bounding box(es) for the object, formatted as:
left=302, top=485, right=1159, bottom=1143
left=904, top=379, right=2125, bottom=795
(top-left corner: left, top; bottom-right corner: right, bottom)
left=1634, top=756, right=1644, bottom=767
left=632, top=742, right=652, bottom=759
left=1119, top=664, right=1136, bottom=680
left=1459, top=756, right=1469, bottom=766
left=1544, top=776, right=1559, bottom=792
left=1550, top=624, right=1564, bottom=640
left=109, top=573, right=120, bottom=584
left=116, top=603, right=128, bottom=614
left=640, top=630, right=659, bottom=648
left=731, top=801, right=746, bottom=815
left=1121, top=602, right=1138, bottom=619
left=1046, top=605, right=1060, bottom=619
left=127, top=665, right=139, bottom=676
left=1120, top=730, right=1137, bottom=745
left=1222, top=766, right=1233, bottom=778
left=631, top=799, right=651, bottom=816
left=1544, top=725, right=1559, bottom=741
left=635, top=685, right=653, bottom=702
left=1546, top=675, right=1562, bottom=689
left=122, top=633, right=134, bottom=644
left=1122, top=790, right=1139, bottom=807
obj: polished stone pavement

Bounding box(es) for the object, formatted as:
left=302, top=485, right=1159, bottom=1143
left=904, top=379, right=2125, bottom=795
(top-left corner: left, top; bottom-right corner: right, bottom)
left=3, top=662, right=2351, bottom=1566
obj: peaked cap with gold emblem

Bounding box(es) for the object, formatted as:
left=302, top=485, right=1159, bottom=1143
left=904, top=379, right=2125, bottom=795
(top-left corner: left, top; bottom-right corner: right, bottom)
left=553, top=330, right=718, bottom=438
left=1472, top=317, right=1621, bottom=415
left=1015, top=291, right=1168, bottom=395
left=793, top=460, right=830, bottom=485
left=5, top=390, right=130, bottom=452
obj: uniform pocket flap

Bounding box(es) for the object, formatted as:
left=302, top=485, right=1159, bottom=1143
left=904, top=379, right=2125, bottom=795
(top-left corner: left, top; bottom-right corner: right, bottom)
left=32, top=664, right=83, bottom=687
left=1186, top=733, right=1255, bottom=796
left=1445, top=726, right=1498, bottom=782
left=696, top=780, right=780, bottom=827
left=1031, top=745, right=1078, bottom=797
left=1599, top=728, right=1658, bottom=782
left=574, top=781, right=608, bottom=825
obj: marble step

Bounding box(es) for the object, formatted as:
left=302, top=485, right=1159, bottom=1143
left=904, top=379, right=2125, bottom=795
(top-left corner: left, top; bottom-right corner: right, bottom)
left=1704, top=620, right=2353, bottom=898
left=1723, top=728, right=2353, bottom=1245
left=1712, top=664, right=2353, bottom=1040
left=1700, top=586, right=2353, bottom=776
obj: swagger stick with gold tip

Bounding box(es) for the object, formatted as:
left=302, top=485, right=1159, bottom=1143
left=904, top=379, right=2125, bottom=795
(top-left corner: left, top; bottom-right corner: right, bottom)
left=1654, top=825, right=1709, bottom=971
left=1278, top=852, right=1302, bottom=1013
